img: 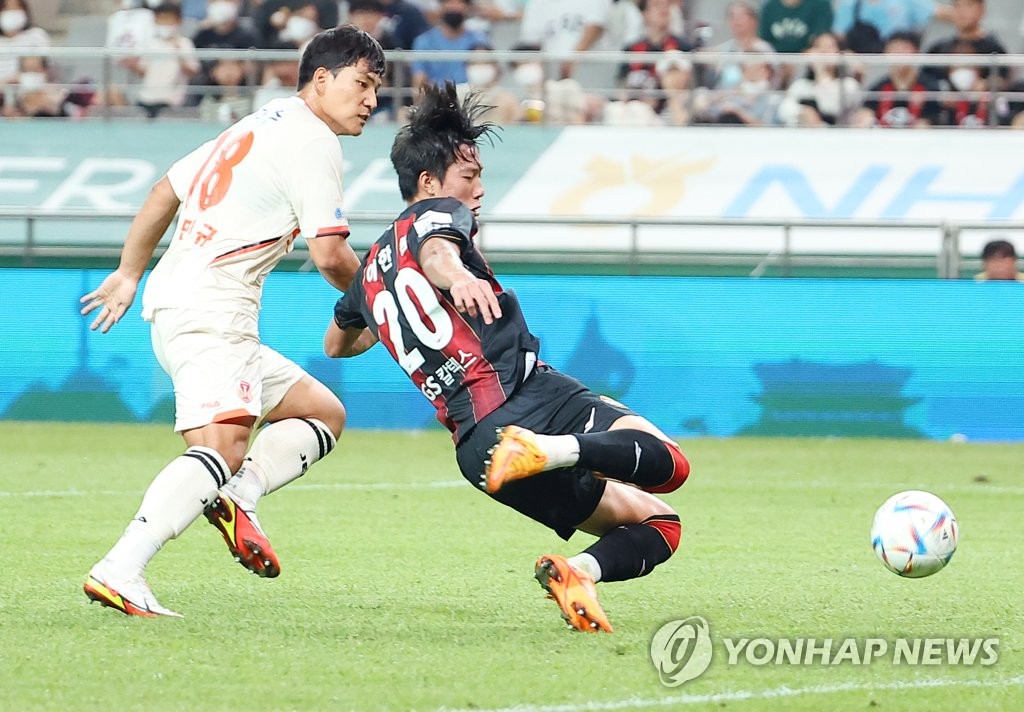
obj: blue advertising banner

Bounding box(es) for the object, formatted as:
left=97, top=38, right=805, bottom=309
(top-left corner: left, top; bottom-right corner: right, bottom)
left=3, top=268, right=1022, bottom=441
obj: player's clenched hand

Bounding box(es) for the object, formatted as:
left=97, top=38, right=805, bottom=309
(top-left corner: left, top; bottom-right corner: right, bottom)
left=80, top=270, right=139, bottom=333
left=449, top=277, right=502, bottom=324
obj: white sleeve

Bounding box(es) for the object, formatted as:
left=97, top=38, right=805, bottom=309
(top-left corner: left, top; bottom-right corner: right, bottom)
left=518, top=2, right=544, bottom=44
left=583, top=0, right=612, bottom=26
left=165, top=139, right=217, bottom=201
left=285, top=135, right=349, bottom=240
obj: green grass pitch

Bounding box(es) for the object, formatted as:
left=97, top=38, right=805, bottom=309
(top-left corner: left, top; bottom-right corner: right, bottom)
left=1, top=422, right=1022, bottom=711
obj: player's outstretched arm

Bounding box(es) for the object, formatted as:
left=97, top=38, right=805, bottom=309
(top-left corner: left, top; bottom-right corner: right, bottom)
left=324, top=320, right=378, bottom=358
left=80, top=176, right=180, bottom=333
left=419, top=236, right=502, bottom=325
left=308, top=235, right=360, bottom=292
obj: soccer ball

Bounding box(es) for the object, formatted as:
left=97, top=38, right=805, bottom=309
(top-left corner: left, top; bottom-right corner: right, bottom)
left=870, top=490, right=958, bottom=578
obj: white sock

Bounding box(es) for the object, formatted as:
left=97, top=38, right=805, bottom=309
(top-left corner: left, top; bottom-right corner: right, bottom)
left=568, top=552, right=603, bottom=583
left=101, top=446, right=230, bottom=577
left=223, top=418, right=336, bottom=507
left=533, top=433, right=580, bottom=470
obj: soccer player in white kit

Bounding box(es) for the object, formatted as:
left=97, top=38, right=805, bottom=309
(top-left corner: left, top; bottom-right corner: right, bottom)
left=79, top=26, right=385, bottom=617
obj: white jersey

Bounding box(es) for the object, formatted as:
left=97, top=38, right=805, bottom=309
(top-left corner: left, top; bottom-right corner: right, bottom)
left=518, top=0, right=612, bottom=56
left=142, top=96, right=350, bottom=319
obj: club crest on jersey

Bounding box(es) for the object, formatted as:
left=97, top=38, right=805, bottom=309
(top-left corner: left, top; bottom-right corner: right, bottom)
left=238, top=380, right=253, bottom=403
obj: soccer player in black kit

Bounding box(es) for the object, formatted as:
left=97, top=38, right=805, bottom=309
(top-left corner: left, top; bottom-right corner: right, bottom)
left=325, top=83, right=690, bottom=633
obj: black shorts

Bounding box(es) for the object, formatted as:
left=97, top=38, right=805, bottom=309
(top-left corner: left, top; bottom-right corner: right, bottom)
left=455, top=365, right=636, bottom=540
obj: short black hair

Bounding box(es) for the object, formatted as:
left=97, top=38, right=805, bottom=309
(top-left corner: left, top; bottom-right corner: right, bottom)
left=390, top=81, right=499, bottom=201
left=981, top=239, right=1017, bottom=260
left=153, top=3, right=182, bottom=19
left=297, top=24, right=386, bottom=90
left=885, top=31, right=921, bottom=50
left=347, top=0, right=386, bottom=13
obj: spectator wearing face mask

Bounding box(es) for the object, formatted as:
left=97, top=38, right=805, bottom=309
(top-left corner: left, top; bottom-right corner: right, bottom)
left=0, top=0, right=49, bottom=86
left=190, top=0, right=257, bottom=103
left=936, top=39, right=993, bottom=127
left=924, top=0, right=1006, bottom=85
left=705, top=1, right=776, bottom=91
left=410, top=0, right=487, bottom=93
left=696, top=54, right=780, bottom=126
left=193, top=0, right=257, bottom=51
left=1, top=55, right=71, bottom=117
left=458, top=42, right=520, bottom=122
left=121, top=2, right=200, bottom=117
left=255, top=0, right=336, bottom=47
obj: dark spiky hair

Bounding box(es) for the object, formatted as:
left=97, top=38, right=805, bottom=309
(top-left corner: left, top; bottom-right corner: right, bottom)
left=390, top=82, right=500, bottom=201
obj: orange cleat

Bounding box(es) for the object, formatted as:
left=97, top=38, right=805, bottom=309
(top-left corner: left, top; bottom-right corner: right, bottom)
left=484, top=425, right=549, bottom=494
left=204, top=493, right=281, bottom=578
left=534, top=555, right=613, bottom=633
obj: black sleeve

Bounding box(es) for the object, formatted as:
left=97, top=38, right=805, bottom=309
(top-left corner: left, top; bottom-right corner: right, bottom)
left=403, top=198, right=476, bottom=262
left=333, top=289, right=367, bottom=330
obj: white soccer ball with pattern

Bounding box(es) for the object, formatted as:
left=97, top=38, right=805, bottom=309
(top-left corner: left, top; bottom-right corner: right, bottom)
left=870, top=490, right=958, bottom=578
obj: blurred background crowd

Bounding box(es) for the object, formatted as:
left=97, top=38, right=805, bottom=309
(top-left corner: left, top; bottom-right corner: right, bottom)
left=1, top=0, right=1023, bottom=127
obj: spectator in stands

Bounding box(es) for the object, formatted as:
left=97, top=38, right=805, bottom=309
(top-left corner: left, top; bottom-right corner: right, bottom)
left=121, top=2, right=200, bottom=118
left=252, top=42, right=300, bottom=106
left=617, top=0, right=693, bottom=113
left=1, top=55, right=67, bottom=117
left=347, top=0, right=402, bottom=119
left=758, top=0, right=833, bottom=54
left=196, top=57, right=250, bottom=120
left=655, top=49, right=694, bottom=125
left=411, top=0, right=487, bottom=93
left=459, top=42, right=521, bottom=122
left=695, top=53, right=780, bottom=125
left=851, top=31, right=941, bottom=127
left=935, top=39, right=993, bottom=127
left=255, top=0, right=336, bottom=47
left=378, top=0, right=431, bottom=49
left=704, top=1, right=776, bottom=90
left=518, top=0, right=611, bottom=80
left=0, top=0, right=49, bottom=86
left=925, top=0, right=1006, bottom=84
left=777, top=31, right=861, bottom=126
left=190, top=0, right=257, bottom=105
left=975, top=239, right=1024, bottom=281
left=193, top=0, right=258, bottom=51
left=833, top=0, right=953, bottom=52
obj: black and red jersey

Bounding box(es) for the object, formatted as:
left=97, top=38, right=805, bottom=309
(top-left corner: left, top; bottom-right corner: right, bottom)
left=334, top=197, right=540, bottom=442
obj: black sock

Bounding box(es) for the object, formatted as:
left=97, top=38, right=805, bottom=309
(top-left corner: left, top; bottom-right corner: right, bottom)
left=583, top=514, right=681, bottom=583
left=574, top=429, right=679, bottom=490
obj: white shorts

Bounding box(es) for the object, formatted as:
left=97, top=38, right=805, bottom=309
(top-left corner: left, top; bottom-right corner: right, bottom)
left=150, top=308, right=307, bottom=432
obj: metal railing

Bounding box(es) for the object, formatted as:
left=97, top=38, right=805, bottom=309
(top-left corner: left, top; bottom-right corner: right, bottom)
left=2, top=46, right=1024, bottom=126
left=3, top=206, right=1021, bottom=278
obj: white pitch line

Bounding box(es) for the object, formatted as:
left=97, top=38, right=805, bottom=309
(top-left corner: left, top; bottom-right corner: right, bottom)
left=441, top=675, right=1024, bottom=712
left=0, top=480, right=467, bottom=498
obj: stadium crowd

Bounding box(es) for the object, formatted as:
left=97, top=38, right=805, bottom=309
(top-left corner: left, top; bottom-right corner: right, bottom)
left=1, top=0, right=1023, bottom=127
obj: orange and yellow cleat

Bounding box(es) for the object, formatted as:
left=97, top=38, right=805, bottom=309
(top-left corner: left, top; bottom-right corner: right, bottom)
left=534, top=554, right=613, bottom=633
left=204, top=493, right=281, bottom=578
left=484, top=425, right=549, bottom=494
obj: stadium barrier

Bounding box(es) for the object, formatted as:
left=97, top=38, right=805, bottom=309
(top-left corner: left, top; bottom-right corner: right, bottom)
left=3, top=268, right=1022, bottom=440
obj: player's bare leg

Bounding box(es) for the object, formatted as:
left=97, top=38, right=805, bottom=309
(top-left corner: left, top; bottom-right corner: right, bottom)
left=85, top=419, right=252, bottom=617
left=208, top=376, right=345, bottom=577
